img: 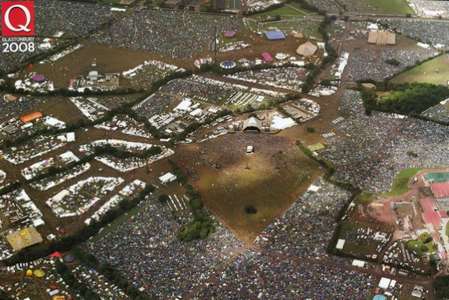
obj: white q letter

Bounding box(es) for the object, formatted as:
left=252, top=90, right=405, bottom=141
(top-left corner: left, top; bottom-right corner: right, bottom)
left=4, top=5, right=31, bottom=32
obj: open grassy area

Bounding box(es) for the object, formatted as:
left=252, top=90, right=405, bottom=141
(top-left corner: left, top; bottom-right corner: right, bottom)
left=253, top=3, right=312, bottom=18
left=392, top=54, right=449, bottom=86
left=385, top=168, right=422, bottom=196
left=365, top=0, right=413, bottom=14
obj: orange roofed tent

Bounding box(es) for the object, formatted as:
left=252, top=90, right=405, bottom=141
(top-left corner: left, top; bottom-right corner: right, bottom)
left=20, top=112, right=43, bottom=123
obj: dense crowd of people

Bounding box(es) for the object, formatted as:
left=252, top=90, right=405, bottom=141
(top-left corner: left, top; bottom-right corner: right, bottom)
left=345, top=41, right=437, bottom=81
left=35, top=0, right=114, bottom=38
left=85, top=198, right=244, bottom=298
left=196, top=178, right=374, bottom=299
left=380, top=18, right=449, bottom=47
left=322, top=90, right=449, bottom=192
left=91, top=9, right=242, bottom=58
left=85, top=178, right=376, bottom=298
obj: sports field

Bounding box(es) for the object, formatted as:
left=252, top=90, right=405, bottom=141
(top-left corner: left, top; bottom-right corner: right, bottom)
left=391, top=54, right=449, bottom=86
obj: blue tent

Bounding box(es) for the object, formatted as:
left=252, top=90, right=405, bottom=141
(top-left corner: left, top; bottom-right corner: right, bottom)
left=264, top=30, right=286, bottom=40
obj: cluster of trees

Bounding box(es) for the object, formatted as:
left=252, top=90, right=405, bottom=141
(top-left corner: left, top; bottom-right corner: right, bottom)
left=55, top=260, right=100, bottom=300
left=167, top=159, right=187, bottom=184
left=167, top=160, right=215, bottom=242
left=178, top=184, right=216, bottom=241
left=362, top=83, right=449, bottom=115
left=71, top=248, right=154, bottom=299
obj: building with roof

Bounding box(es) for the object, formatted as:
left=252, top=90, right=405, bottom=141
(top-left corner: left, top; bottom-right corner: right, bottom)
left=261, top=52, right=273, bottom=63
left=264, top=30, right=286, bottom=41
left=220, top=60, right=237, bottom=69
left=243, top=117, right=262, bottom=132
left=3, top=94, right=18, bottom=102
left=6, top=227, right=43, bottom=252
left=368, top=31, right=396, bottom=45
left=159, top=172, right=177, bottom=184
left=20, top=112, right=43, bottom=123
left=296, top=41, right=318, bottom=57
left=431, top=182, right=449, bottom=199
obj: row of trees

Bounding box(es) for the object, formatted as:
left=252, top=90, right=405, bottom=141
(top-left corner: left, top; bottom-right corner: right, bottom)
left=92, top=144, right=162, bottom=159
left=302, top=15, right=339, bottom=93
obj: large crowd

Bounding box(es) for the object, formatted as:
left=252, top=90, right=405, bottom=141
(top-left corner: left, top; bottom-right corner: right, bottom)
left=322, top=90, right=449, bottom=192
left=91, top=9, right=242, bottom=58
left=85, top=198, right=244, bottom=299
left=198, top=178, right=374, bottom=299
left=346, top=42, right=437, bottom=81
left=410, top=0, right=449, bottom=18
left=35, top=0, right=114, bottom=38
left=380, top=18, right=449, bottom=47
left=85, top=178, right=376, bottom=298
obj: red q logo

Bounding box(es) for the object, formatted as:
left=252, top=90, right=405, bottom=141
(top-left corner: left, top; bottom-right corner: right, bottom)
left=1, top=1, right=35, bottom=37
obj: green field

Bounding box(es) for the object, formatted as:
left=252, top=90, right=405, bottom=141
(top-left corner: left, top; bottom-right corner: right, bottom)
left=385, top=168, right=422, bottom=196
left=366, top=0, right=413, bottom=14
left=253, top=3, right=312, bottom=18
left=392, top=54, right=449, bottom=86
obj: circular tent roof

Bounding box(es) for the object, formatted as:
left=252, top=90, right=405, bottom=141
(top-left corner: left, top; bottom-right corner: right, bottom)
left=31, top=74, right=46, bottom=83
left=33, top=269, right=45, bottom=278
left=220, top=60, right=237, bottom=70
left=296, top=41, right=318, bottom=57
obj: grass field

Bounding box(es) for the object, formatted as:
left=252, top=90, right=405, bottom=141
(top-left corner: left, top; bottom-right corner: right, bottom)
left=365, top=0, right=413, bottom=14
left=253, top=2, right=313, bottom=18
left=392, top=54, right=449, bottom=86
left=386, top=168, right=422, bottom=196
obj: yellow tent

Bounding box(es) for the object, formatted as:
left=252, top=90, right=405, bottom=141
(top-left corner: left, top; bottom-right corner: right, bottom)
left=25, top=269, right=33, bottom=276
left=33, top=269, right=45, bottom=278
